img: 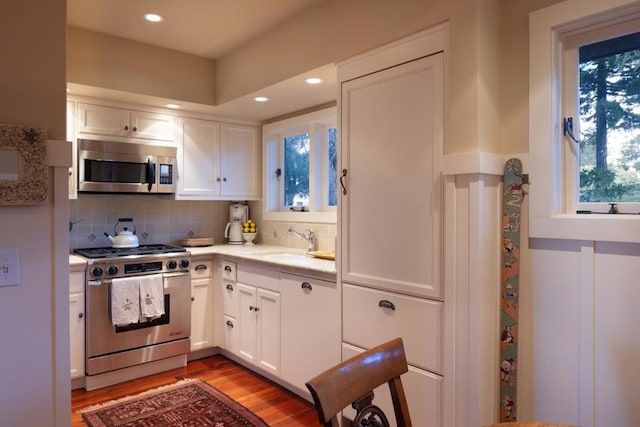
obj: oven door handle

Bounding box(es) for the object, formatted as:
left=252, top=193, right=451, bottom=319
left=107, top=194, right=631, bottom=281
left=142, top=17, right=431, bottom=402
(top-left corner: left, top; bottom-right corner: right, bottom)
left=146, top=158, right=155, bottom=192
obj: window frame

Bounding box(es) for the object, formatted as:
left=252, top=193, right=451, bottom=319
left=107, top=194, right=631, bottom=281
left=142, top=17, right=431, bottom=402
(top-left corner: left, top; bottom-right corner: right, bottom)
left=262, top=106, right=337, bottom=223
left=529, top=0, right=640, bottom=243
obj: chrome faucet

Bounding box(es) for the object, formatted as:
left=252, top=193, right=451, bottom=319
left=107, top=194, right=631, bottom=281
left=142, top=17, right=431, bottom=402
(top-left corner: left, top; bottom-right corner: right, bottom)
left=288, top=225, right=316, bottom=253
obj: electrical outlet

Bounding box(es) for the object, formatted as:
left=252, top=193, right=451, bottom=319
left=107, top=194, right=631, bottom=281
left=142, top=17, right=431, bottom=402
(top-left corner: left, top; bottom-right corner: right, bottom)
left=0, top=251, right=20, bottom=287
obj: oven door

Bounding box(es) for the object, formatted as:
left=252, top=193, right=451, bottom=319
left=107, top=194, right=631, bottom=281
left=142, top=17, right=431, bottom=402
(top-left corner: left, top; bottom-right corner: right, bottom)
left=85, top=272, right=191, bottom=372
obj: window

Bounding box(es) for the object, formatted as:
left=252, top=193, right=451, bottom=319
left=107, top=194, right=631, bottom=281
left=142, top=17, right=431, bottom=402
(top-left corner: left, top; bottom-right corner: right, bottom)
left=566, top=30, right=640, bottom=207
left=529, top=0, right=640, bottom=242
left=263, top=107, right=337, bottom=223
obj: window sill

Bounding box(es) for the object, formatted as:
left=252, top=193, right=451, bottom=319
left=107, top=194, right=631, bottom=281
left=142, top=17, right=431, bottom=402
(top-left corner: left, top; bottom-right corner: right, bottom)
left=530, top=213, right=640, bottom=243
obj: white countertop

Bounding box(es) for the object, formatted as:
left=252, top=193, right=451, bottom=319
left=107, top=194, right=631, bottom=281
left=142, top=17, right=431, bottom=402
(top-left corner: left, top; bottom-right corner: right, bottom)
left=69, top=244, right=336, bottom=279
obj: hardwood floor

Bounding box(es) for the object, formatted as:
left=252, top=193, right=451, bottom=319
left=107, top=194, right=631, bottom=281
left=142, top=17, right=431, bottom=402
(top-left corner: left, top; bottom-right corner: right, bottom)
left=71, top=355, right=320, bottom=426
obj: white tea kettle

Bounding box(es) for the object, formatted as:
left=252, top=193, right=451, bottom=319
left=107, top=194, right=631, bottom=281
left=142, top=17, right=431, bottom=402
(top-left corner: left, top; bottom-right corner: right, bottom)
left=104, top=218, right=139, bottom=248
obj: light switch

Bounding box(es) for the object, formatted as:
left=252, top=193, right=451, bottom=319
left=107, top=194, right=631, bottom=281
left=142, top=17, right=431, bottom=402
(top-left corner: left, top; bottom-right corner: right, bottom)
left=0, top=251, right=20, bottom=287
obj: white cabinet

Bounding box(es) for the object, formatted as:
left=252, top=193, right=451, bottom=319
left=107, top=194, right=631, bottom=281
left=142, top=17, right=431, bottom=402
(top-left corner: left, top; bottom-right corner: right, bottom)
left=69, top=270, right=85, bottom=380
left=223, top=263, right=280, bottom=376
left=67, top=100, right=77, bottom=199
left=342, top=342, right=443, bottom=427
left=340, top=53, right=443, bottom=300
left=176, top=117, right=259, bottom=200
left=338, top=29, right=445, bottom=425
left=280, top=274, right=341, bottom=397
left=190, top=259, right=214, bottom=352
left=76, top=102, right=176, bottom=144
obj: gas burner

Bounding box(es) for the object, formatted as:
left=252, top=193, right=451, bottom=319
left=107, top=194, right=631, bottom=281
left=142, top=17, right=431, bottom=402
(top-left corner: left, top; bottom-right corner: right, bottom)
left=74, top=244, right=186, bottom=259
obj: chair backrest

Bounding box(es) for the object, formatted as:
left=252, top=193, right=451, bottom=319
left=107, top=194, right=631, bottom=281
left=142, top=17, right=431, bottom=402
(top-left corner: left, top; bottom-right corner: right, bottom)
left=305, top=337, right=412, bottom=427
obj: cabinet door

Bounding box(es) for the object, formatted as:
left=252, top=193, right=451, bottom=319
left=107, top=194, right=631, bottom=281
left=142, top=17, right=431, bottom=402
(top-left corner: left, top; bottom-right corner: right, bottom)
left=237, top=283, right=258, bottom=364
left=176, top=117, right=221, bottom=198
left=256, top=288, right=280, bottom=376
left=281, top=274, right=340, bottom=395
left=342, top=342, right=443, bottom=427
left=67, top=100, right=77, bottom=199
left=190, top=276, right=214, bottom=351
left=69, top=272, right=84, bottom=379
left=76, top=103, right=130, bottom=138
left=129, top=110, right=175, bottom=143
left=340, top=54, right=443, bottom=299
left=220, top=123, right=259, bottom=198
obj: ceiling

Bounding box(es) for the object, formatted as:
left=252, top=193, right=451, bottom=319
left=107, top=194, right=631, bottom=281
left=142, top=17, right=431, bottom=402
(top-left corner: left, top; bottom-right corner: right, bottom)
left=66, top=0, right=336, bottom=121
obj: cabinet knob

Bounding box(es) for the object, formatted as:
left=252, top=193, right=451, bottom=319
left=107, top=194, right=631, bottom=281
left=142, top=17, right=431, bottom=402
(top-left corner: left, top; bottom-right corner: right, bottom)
left=191, top=296, right=195, bottom=301
left=225, top=283, right=234, bottom=291
left=378, top=300, right=396, bottom=311
left=124, top=125, right=129, bottom=131
left=249, top=305, right=259, bottom=312
left=217, top=177, right=221, bottom=182
left=224, top=265, right=232, bottom=273
left=301, top=282, right=312, bottom=291
left=132, top=126, right=137, bottom=132
left=223, top=177, right=227, bottom=182
left=78, top=312, right=83, bottom=319
left=226, top=320, right=234, bottom=328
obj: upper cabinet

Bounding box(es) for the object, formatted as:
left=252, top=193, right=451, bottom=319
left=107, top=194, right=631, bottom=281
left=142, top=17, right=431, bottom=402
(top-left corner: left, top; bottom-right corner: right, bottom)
left=76, top=102, right=176, bottom=145
left=175, top=117, right=259, bottom=200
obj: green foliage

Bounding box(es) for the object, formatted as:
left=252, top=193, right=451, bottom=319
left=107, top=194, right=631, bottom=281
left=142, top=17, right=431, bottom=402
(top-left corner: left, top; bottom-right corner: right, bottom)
left=283, top=133, right=310, bottom=206
left=580, top=167, right=631, bottom=202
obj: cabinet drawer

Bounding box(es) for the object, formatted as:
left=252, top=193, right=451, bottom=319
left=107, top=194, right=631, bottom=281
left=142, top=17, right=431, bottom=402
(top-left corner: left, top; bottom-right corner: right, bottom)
left=343, top=283, right=442, bottom=373
left=223, top=280, right=239, bottom=318
left=237, top=264, right=280, bottom=292
left=221, top=261, right=236, bottom=282
left=223, top=315, right=239, bottom=355
left=342, top=342, right=442, bottom=427
left=191, top=260, right=212, bottom=278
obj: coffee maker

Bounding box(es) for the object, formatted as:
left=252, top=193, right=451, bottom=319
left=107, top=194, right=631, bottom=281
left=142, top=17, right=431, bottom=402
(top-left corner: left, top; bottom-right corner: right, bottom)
left=225, top=203, right=248, bottom=245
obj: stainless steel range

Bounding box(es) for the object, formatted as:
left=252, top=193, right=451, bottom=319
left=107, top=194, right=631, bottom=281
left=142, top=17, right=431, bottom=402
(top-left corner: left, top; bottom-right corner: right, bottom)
left=74, top=244, right=191, bottom=389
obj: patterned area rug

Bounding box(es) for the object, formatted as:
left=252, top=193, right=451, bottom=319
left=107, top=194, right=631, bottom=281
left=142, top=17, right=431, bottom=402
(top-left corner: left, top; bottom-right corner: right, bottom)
left=78, top=378, right=268, bottom=426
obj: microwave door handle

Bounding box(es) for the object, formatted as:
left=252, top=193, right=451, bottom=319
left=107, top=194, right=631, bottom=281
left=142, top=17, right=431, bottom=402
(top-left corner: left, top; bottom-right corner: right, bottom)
left=146, top=158, right=155, bottom=192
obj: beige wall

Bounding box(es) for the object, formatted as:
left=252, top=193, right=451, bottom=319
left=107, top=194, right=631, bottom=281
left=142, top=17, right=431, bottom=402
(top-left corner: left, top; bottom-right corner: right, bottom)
left=67, top=27, right=217, bottom=106
left=0, top=1, right=68, bottom=426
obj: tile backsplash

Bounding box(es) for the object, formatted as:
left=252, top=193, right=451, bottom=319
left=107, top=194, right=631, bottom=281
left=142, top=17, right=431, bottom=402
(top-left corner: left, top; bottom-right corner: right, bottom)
left=69, top=195, right=337, bottom=252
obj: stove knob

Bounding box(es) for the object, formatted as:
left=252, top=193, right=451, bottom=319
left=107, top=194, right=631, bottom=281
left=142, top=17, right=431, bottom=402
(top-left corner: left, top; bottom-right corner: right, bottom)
left=167, top=260, right=178, bottom=270
left=91, top=266, right=104, bottom=278
left=180, top=259, right=190, bottom=269
left=107, top=265, right=118, bottom=276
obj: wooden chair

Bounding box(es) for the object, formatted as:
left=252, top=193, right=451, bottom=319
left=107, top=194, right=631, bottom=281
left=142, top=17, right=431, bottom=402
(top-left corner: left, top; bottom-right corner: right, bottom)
left=305, top=337, right=412, bottom=427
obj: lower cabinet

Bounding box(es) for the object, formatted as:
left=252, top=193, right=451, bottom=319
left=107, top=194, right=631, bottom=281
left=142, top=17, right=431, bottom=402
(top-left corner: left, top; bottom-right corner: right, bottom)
left=69, top=270, right=85, bottom=379
left=190, top=259, right=214, bottom=351
left=342, top=283, right=444, bottom=426
left=280, top=273, right=340, bottom=397
left=231, top=264, right=281, bottom=376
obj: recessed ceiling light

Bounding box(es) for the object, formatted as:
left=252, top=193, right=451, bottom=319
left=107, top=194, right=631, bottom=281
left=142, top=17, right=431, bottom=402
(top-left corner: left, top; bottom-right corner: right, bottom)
left=144, top=13, right=164, bottom=23
left=305, top=77, right=323, bottom=85
left=165, top=103, right=181, bottom=109
left=254, top=96, right=269, bottom=102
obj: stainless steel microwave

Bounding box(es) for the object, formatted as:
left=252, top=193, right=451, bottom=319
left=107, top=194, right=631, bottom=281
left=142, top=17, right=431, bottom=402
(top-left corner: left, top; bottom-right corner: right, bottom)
left=78, top=139, right=177, bottom=194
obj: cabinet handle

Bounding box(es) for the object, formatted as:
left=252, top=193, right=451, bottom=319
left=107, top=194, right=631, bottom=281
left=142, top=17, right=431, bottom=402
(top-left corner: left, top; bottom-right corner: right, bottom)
left=223, top=177, right=227, bottom=182
left=217, top=177, right=221, bottom=182
left=224, top=265, right=232, bottom=273
left=301, top=282, right=312, bottom=291
left=340, top=168, right=348, bottom=195
left=249, top=305, right=260, bottom=312
left=226, top=320, right=234, bottom=328
left=191, top=296, right=195, bottom=301
left=378, top=300, right=396, bottom=311
left=195, top=264, right=208, bottom=271
left=124, top=125, right=129, bottom=131
left=132, top=126, right=137, bottom=132
left=225, top=283, right=234, bottom=291
left=78, top=312, right=83, bottom=319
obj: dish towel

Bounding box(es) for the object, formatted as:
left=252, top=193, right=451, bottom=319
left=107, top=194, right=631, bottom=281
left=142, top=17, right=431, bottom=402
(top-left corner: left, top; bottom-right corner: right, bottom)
left=111, top=277, right=141, bottom=326
left=139, top=274, right=165, bottom=320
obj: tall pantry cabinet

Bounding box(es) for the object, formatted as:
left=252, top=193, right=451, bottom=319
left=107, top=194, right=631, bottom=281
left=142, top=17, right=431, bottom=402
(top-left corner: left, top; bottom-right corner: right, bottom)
left=338, top=26, right=446, bottom=425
